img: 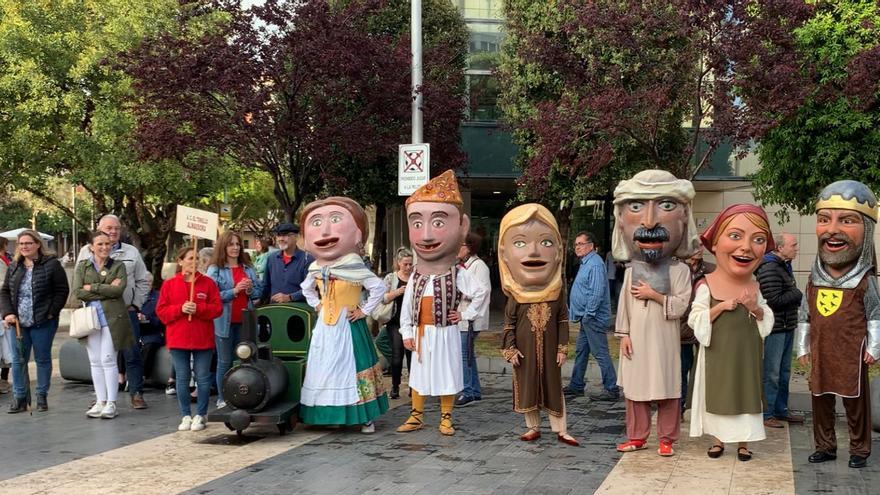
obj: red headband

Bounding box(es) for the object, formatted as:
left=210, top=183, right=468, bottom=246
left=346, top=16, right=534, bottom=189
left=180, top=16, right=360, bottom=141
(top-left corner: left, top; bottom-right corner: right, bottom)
left=699, top=203, right=775, bottom=254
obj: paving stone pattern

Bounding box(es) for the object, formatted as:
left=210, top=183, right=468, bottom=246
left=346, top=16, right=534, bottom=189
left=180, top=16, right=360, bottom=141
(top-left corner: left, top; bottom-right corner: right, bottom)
left=184, top=374, right=626, bottom=495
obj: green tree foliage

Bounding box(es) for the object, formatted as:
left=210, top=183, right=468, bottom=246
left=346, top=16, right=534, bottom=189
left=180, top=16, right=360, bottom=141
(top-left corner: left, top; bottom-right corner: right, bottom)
left=0, top=0, right=249, bottom=275
left=751, top=2, right=880, bottom=216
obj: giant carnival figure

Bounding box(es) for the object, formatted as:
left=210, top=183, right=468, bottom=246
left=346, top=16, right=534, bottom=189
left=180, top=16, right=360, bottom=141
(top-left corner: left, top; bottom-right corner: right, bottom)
left=498, top=204, right=579, bottom=446
left=612, top=169, right=699, bottom=457
left=796, top=180, right=880, bottom=469
left=299, top=197, right=389, bottom=433
left=397, top=170, right=489, bottom=436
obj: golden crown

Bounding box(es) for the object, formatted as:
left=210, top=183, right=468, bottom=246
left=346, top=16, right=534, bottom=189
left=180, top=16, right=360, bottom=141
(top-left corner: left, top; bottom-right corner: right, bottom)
left=816, top=194, right=878, bottom=222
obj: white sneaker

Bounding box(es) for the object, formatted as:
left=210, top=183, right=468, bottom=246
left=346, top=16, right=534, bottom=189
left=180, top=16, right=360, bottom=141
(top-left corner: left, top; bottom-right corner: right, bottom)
left=216, top=399, right=227, bottom=409
left=361, top=421, right=375, bottom=434
left=178, top=415, right=193, bottom=431
left=100, top=401, right=118, bottom=419
left=191, top=414, right=206, bottom=431
left=87, top=401, right=106, bottom=418
left=165, top=384, right=177, bottom=396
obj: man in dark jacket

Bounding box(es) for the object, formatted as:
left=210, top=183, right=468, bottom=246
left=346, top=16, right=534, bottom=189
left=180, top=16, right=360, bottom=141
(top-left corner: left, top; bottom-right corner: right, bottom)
left=680, top=247, right=713, bottom=416
left=756, top=232, right=804, bottom=428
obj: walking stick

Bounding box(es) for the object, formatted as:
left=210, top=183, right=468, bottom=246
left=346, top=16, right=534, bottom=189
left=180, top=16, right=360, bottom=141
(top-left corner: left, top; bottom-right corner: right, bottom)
left=188, top=236, right=197, bottom=322
left=14, top=320, right=31, bottom=414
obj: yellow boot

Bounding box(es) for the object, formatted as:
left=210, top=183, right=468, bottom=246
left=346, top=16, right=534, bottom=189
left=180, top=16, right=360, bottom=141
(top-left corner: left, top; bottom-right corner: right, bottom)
left=397, top=390, right=425, bottom=433
left=439, top=394, right=455, bottom=436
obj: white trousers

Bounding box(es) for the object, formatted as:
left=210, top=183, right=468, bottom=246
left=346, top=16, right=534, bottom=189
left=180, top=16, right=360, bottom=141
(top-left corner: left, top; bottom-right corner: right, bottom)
left=86, top=326, right=118, bottom=402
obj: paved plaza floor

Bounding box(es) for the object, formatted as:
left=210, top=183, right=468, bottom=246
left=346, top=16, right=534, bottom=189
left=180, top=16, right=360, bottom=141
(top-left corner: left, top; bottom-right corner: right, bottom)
left=1, top=356, right=879, bottom=494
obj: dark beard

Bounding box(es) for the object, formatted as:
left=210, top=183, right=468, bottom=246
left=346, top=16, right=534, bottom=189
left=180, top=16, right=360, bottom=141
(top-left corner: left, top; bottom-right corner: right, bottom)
left=633, top=226, right=669, bottom=264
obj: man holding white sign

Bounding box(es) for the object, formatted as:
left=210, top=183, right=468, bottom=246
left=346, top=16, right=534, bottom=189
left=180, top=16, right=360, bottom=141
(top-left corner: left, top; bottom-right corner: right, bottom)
left=76, top=214, right=151, bottom=410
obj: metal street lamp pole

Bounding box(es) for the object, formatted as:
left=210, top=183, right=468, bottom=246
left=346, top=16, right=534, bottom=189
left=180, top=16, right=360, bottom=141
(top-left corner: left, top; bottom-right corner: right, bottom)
left=411, top=0, right=423, bottom=144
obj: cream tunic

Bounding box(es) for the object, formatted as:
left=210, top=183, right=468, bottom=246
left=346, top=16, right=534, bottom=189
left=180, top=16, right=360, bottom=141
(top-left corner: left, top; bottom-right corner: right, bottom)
left=688, top=283, right=774, bottom=442
left=615, top=261, right=691, bottom=401
left=399, top=269, right=488, bottom=396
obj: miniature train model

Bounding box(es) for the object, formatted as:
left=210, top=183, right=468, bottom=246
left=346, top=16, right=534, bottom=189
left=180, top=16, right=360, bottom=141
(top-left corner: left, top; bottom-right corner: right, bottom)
left=208, top=302, right=314, bottom=435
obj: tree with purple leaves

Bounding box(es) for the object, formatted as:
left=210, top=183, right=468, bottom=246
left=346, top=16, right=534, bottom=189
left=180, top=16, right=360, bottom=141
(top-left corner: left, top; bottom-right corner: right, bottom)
left=122, top=0, right=468, bottom=235
left=499, top=0, right=880, bottom=218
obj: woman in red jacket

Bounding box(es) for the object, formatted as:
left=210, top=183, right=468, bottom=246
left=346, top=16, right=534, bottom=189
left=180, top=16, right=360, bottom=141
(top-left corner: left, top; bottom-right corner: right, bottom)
left=156, top=247, right=222, bottom=432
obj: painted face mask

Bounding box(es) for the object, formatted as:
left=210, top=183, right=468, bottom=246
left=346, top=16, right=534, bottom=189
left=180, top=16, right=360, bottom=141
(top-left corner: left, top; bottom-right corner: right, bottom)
left=498, top=204, right=563, bottom=304
left=405, top=170, right=470, bottom=275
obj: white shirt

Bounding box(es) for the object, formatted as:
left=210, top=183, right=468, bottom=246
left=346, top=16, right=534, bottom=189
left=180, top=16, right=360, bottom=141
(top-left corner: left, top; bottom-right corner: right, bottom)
left=458, top=256, right=491, bottom=332
left=399, top=268, right=488, bottom=340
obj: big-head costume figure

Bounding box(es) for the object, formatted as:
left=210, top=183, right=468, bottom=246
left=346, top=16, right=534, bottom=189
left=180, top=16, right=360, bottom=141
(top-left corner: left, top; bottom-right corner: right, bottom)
left=612, top=169, right=699, bottom=456
left=298, top=197, right=389, bottom=432
left=796, top=180, right=880, bottom=469
left=498, top=204, right=579, bottom=446
left=398, top=170, right=488, bottom=436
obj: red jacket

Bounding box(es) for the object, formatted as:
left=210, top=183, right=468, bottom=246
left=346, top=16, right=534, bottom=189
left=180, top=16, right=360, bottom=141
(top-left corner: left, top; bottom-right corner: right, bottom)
left=157, top=272, right=222, bottom=350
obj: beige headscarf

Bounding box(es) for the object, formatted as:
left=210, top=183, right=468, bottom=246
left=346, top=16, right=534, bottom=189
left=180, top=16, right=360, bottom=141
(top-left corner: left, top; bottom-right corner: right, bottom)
left=498, top=204, right=563, bottom=304
left=611, top=169, right=700, bottom=261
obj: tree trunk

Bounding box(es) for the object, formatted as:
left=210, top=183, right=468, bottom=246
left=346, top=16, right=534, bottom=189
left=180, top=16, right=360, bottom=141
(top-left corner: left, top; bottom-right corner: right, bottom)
left=556, top=201, right=574, bottom=289
left=123, top=198, right=174, bottom=283
left=371, top=202, right=387, bottom=274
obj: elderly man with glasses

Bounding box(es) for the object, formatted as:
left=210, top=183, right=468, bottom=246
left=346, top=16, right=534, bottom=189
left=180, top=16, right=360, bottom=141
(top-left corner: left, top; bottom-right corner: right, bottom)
left=563, top=231, right=618, bottom=402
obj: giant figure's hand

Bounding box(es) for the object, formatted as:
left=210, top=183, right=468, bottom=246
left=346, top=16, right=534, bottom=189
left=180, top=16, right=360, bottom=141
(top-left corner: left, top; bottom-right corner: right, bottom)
left=620, top=335, right=633, bottom=360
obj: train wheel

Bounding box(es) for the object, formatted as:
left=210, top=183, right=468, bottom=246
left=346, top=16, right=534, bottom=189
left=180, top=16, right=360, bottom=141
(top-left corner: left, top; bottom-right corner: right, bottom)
left=224, top=422, right=234, bottom=432
left=236, top=429, right=244, bottom=437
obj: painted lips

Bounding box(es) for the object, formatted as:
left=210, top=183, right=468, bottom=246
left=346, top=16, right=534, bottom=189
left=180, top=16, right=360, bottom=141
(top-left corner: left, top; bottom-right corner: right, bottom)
left=521, top=259, right=548, bottom=269
left=416, top=242, right=441, bottom=252
left=822, top=239, right=849, bottom=252
left=731, top=254, right=755, bottom=267
left=313, top=237, right=339, bottom=248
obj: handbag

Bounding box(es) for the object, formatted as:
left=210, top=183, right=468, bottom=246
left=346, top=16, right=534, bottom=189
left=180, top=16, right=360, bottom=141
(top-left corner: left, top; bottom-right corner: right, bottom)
left=370, top=300, right=394, bottom=325
left=70, top=303, right=100, bottom=338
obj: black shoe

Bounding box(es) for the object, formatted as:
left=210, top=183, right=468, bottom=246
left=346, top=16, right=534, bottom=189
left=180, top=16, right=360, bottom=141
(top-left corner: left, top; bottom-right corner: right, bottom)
left=7, top=396, right=27, bottom=414
left=36, top=394, right=47, bottom=412
left=455, top=395, right=475, bottom=407
left=390, top=386, right=400, bottom=400
left=808, top=450, right=837, bottom=463
left=848, top=455, right=867, bottom=468
left=590, top=389, right=620, bottom=402
left=562, top=386, right=582, bottom=398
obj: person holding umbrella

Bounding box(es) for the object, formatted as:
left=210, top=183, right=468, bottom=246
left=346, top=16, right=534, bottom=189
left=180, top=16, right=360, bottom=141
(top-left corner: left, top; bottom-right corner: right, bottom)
left=0, top=230, right=69, bottom=413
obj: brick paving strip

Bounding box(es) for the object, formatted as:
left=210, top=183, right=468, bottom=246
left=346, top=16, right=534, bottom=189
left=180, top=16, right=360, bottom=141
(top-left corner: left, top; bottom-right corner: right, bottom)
left=595, top=415, right=795, bottom=494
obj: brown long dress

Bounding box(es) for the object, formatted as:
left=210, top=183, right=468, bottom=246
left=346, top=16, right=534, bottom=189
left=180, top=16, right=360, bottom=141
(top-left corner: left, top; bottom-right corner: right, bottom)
left=502, top=297, right=569, bottom=415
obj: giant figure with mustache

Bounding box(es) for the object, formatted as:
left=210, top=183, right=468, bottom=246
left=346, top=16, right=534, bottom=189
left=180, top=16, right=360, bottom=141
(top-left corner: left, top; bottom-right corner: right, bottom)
left=397, top=170, right=489, bottom=436
left=796, top=180, right=880, bottom=469
left=612, top=170, right=700, bottom=456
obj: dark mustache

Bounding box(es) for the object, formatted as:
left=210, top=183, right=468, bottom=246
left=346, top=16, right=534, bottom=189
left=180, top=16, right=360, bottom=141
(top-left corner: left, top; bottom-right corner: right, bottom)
left=634, top=226, right=669, bottom=243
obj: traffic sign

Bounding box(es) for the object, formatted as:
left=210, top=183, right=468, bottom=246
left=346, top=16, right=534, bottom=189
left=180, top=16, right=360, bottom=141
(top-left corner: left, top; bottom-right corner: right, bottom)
left=398, top=143, right=430, bottom=196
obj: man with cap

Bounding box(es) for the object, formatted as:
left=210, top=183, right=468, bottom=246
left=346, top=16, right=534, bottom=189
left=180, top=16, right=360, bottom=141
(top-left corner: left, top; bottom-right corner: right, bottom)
left=611, top=169, right=700, bottom=457
left=796, top=180, right=880, bottom=469
left=263, top=223, right=314, bottom=304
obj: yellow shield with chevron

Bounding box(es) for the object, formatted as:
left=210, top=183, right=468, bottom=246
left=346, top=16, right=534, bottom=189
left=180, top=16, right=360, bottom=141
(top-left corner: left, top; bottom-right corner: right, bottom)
left=816, top=289, right=844, bottom=317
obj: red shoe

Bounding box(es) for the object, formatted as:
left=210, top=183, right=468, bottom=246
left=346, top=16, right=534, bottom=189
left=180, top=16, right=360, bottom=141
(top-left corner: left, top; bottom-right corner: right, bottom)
left=520, top=429, right=541, bottom=442
left=557, top=433, right=580, bottom=447
left=616, top=439, right=647, bottom=452
left=658, top=441, right=674, bottom=457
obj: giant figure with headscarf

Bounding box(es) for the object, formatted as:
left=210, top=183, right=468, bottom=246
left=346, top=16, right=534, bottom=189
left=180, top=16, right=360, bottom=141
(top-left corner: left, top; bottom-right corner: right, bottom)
left=612, top=170, right=700, bottom=457
left=796, top=180, right=880, bottom=469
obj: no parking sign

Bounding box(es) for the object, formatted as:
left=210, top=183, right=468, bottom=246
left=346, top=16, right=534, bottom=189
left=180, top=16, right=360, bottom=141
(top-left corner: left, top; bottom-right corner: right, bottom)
left=398, top=143, right=430, bottom=196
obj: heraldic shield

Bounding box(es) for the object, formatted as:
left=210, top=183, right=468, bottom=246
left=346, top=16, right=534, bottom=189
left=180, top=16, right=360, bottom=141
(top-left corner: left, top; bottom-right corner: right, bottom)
left=816, top=289, right=843, bottom=317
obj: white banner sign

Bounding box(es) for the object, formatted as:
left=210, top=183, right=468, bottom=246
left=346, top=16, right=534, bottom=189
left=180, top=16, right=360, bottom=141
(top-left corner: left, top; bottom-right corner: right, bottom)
left=174, top=205, right=219, bottom=241
left=398, top=143, right=430, bottom=196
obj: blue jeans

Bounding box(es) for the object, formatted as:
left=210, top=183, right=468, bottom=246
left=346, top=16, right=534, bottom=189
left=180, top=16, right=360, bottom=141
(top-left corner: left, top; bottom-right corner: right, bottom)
left=459, top=328, right=481, bottom=399
left=568, top=323, right=617, bottom=393
left=122, top=309, right=144, bottom=396
left=680, top=344, right=696, bottom=411
left=170, top=349, right=213, bottom=417
left=11, top=319, right=58, bottom=399
left=763, top=331, right=794, bottom=420
left=215, top=323, right=241, bottom=403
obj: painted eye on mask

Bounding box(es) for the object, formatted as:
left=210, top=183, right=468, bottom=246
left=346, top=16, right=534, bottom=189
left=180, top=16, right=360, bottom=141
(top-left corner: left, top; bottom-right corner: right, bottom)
left=310, top=218, right=322, bottom=227
left=412, top=220, right=423, bottom=229
left=540, top=239, right=554, bottom=247
left=432, top=219, right=445, bottom=228
left=627, top=201, right=645, bottom=213
left=658, top=200, right=678, bottom=212
left=329, top=214, right=343, bottom=224
left=513, top=240, right=526, bottom=248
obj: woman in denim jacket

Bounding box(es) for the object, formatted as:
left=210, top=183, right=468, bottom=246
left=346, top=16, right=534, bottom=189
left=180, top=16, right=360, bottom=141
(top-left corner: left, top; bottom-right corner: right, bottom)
left=206, top=231, right=264, bottom=408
